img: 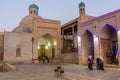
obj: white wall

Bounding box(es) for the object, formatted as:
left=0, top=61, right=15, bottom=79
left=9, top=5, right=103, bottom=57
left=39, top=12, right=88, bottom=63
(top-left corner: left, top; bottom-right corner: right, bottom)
left=4, top=32, right=32, bottom=63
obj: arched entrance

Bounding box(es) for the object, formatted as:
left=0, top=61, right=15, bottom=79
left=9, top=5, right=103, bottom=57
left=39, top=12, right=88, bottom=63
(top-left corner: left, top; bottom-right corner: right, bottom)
left=100, top=24, right=118, bottom=64
left=37, top=34, right=57, bottom=62
left=82, top=30, right=94, bottom=65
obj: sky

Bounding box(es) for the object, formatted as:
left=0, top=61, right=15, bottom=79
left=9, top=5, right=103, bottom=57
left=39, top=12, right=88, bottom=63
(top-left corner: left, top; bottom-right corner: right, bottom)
left=0, top=0, right=120, bottom=31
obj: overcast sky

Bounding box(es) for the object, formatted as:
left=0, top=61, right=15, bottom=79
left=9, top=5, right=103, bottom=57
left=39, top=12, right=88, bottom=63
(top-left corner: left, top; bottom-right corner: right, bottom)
left=0, top=0, right=120, bottom=31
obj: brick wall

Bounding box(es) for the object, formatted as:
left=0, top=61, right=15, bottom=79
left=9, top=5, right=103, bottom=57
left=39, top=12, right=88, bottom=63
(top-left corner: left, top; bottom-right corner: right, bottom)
left=0, top=35, right=4, bottom=60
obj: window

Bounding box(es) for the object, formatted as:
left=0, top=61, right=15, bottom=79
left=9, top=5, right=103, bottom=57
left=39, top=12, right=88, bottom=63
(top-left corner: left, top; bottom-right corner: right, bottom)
left=16, top=46, right=21, bottom=57
left=34, top=10, right=36, bottom=14
left=30, top=10, right=32, bottom=14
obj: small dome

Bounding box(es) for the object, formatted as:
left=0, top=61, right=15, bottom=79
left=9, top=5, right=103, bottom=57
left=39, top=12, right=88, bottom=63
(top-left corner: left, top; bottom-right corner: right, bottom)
left=29, top=4, right=39, bottom=9
left=79, top=1, right=85, bottom=7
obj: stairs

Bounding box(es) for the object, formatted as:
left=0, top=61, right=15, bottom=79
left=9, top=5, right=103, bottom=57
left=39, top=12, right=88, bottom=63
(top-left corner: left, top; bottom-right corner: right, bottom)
left=104, top=64, right=119, bottom=68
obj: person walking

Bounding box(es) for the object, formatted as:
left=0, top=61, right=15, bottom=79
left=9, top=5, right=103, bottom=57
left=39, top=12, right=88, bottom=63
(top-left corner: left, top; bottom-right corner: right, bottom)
left=42, top=56, right=46, bottom=64
left=99, top=55, right=104, bottom=70
left=88, top=55, right=93, bottom=70
left=45, top=56, right=49, bottom=63
left=96, top=56, right=100, bottom=70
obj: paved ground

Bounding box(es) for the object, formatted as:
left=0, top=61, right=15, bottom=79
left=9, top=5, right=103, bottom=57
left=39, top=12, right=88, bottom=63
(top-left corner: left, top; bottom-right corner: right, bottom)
left=0, top=63, right=120, bottom=80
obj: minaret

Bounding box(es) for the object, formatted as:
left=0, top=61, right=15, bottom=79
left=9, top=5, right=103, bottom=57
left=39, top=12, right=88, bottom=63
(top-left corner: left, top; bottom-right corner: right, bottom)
left=79, top=1, right=85, bottom=16
left=29, top=4, right=39, bottom=15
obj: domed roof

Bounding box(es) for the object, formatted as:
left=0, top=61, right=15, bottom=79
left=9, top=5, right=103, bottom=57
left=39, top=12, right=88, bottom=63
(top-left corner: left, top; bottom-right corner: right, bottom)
left=12, top=14, right=43, bottom=33
left=79, top=1, right=85, bottom=7
left=29, top=4, right=39, bottom=9
left=20, top=14, right=42, bottom=26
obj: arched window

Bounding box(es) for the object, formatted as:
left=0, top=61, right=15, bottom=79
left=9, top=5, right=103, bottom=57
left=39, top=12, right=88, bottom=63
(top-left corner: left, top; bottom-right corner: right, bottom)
left=83, top=9, right=85, bottom=13
left=34, top=10, right=36, bottom=14
left=30, top=10, right=32, bottom=14
left=16, top=47, right=21, bottom=57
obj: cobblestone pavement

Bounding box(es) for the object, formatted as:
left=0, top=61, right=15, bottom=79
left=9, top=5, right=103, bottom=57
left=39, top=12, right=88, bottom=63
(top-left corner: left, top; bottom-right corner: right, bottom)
left=0, top=63, right=120, bottom=80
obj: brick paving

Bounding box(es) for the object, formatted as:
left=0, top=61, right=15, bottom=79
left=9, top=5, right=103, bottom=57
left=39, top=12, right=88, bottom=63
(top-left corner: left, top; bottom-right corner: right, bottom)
left=0, top=63, right=120, bottom=80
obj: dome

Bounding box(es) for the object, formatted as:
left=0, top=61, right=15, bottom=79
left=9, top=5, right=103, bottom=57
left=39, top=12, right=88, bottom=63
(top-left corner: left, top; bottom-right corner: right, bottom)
left=79, top=1, right=85, bottom=7
left=29, top=4, right=39, bottom=9
left=20, top=14, right=42, bottom=27
left=13, top=14, right=42, bottom=33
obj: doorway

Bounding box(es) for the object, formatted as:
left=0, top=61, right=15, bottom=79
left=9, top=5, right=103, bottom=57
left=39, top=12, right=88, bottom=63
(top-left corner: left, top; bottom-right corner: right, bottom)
left=37, top=34, right=57, bottom=62
left=100, top=24, right=118, bottom=64
left=82, top=30, right=94, bottom=65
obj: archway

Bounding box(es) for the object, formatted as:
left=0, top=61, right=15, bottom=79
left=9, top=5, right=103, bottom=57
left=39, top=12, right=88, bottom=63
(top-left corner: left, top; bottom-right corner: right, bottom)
left=82, top=30, right=94, bottom=65
left=37, top=34, right=57, bottom=62
left=100, top=24, right=118, bottom=64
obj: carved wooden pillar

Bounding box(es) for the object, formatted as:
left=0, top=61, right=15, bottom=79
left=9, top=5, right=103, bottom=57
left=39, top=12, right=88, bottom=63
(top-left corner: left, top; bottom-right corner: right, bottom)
left=61, top=30, right=64, bottom=52
left=72, top=27, right=75, bottom=47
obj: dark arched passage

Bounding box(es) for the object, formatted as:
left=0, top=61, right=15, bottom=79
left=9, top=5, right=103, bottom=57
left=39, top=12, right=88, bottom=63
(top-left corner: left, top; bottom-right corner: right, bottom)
left=82, top=30, right=94, bottom=65
left=100, top=24, right=118, bottom=64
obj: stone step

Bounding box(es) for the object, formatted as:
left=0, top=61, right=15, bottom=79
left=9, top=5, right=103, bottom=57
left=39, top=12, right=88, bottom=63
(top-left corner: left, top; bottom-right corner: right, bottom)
left=104, top=64, right=119, bottom=68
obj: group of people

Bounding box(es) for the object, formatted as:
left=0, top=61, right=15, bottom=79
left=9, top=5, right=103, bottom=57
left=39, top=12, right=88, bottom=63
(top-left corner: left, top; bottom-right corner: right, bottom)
left=88, top=55, right=104, bottom=70
left=38, top=56, right=49, bottom=64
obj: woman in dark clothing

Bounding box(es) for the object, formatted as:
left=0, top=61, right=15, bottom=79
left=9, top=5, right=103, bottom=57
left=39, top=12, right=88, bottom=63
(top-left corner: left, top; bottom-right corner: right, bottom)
left=99, top=58, right=104, bottom=70
left=45, top=56, right=49, bottom=63
left=88, top=55, right=93, bottom=70
left=96, top=56, right=100, bottom=69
